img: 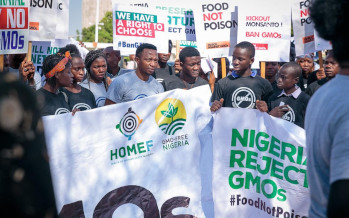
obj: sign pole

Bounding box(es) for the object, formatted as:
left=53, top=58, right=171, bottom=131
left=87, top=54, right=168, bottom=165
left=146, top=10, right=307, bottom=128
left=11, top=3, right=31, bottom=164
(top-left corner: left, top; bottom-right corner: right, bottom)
left=260, top=61, right=265, bottom=78
left=27, top=41, right=33, bottom=62
left=221, top=57, right=226, bottom=78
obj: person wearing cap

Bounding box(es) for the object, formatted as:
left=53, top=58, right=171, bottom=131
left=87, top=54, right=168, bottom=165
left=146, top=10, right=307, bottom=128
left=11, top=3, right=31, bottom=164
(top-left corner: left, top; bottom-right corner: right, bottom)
left=36, top=52, right=73, bottom=116
left=80, top=49, right=109, bottom=107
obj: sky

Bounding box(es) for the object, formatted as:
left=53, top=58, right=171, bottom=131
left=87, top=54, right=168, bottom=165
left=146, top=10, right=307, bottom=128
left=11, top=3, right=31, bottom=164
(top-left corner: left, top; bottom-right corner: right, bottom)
left=69, top=0, right=82, bottom=38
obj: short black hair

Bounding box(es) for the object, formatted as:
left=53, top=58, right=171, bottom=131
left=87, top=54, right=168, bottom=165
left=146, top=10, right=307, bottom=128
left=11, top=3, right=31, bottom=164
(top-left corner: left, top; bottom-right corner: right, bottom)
left=58, top=44, right=81, bottom=58
left=135, top=43, right=157, bottom=58
left=179, top=47, right=200, bottom=63
left=310, top=0, right=349, bottom=66
left=103, top=46, right=120, bottom=57
left=235, top=41, right=255, bottom=58
left=280, top=62, right=302, bottom=78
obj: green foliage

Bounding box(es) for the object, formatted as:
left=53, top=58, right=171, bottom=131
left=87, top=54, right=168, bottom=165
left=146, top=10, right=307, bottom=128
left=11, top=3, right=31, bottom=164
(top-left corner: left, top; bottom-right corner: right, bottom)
left=81, top=11, right=113, bottom=43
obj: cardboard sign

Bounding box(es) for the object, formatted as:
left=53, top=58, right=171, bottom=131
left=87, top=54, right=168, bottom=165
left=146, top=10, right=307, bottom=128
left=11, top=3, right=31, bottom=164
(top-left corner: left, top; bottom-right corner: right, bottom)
left=0, top=0, right=29, bottom=54
left=29, top=0, right=57, bottom=41
left=193, top=1, right=238, bottom=58
left=238, top=0, right=291, bottom=68
left=113, top=2, right=168, bottom=54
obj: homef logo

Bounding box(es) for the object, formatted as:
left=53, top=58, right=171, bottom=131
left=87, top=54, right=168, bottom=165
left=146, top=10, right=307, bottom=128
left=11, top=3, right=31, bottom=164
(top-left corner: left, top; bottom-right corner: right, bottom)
left=116, top=107, right=143, bottom=140
left=155, top=98, right=187, bottom=135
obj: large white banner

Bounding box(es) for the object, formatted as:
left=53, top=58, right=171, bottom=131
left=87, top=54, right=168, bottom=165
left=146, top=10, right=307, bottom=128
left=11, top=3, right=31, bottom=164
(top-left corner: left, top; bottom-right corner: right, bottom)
left=55, top=0, right=69, bottom=39
left=0, top=0, right=29, bottom=54
left=212, top=108, right=309, bottom=217
left=292, top=0, right=315, bottom=56
left=193, top=1, right=238, bottom=58
left=113, top=2, right=168, bottom=54
left=29, top=0, right=57, bottom=41
left=238, top=0, right=291, bottom=68
left=44, top=86, right=212, bottom=217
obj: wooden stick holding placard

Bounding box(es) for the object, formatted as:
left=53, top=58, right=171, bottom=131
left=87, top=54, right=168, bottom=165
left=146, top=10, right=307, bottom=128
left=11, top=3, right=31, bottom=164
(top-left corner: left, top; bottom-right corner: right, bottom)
left=221, top=57, right=226, bottom=78
left=175, top=40, right=180, bottom=73
left=0, top=55, right=4, bottom=72
left=260, top=61, right=265, bottom=78
left=26, top=41, right=33, bottom=62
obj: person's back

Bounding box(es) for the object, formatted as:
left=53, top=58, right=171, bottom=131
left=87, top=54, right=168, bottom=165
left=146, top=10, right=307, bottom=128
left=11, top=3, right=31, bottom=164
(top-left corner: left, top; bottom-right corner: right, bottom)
left=306, top=0, right=349, bottom=217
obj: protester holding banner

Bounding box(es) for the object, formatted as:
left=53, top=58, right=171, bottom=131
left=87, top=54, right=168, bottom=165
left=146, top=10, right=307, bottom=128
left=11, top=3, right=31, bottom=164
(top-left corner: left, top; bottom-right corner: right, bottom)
left=103, top=46, right=131, bottom=80
left=36, top=52, right=73, bottom=116
left=164, top=47, right=208, bottom=91
left=80, top=50, right=108, bottom=107
left=306, top=0, right=349, bottom=216
left=105, top=43, right=164, bottom=105
left=210, top=41, right=273, bottom=112
left=306, top=51, right=340, bottom=97
left=258, top=62, right=310, bottom=128
left=59, top=45, right=97, bottom=111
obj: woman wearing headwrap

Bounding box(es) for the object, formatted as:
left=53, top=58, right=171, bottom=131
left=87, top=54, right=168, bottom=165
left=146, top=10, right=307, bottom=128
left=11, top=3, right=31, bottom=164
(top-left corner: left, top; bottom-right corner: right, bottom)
left=59, top=45, right=97, bottom=111
left=80, top=49, right=108, bottom=107
left=36, top=52, right=73, bottom=116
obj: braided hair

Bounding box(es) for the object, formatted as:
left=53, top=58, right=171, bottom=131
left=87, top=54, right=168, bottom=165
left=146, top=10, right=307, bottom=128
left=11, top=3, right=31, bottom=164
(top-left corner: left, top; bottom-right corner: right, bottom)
left=42, top=53, right=70, bottom=88
left=84, top=49, right=108, bottom=91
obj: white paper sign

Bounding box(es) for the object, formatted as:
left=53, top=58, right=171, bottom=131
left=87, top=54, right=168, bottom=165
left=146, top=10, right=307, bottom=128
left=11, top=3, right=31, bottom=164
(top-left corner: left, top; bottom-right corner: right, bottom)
left=55, top=0, right=69, bottom=39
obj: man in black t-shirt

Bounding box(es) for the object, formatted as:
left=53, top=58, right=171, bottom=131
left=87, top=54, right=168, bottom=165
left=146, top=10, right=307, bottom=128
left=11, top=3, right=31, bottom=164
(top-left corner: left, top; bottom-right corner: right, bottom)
left=153, top=40, right=175, bottom=86
left=164, top=46, right=208, bottom=91
left=306, top=51, right=340, bottom=96
left=265, top=61, right=280, bottom=93
left=210, top=41, right=273, bottom=111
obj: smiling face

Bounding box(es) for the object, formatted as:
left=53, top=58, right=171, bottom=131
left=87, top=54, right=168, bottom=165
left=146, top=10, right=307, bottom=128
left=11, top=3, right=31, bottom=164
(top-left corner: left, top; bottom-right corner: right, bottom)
left=89, top=57, right=107, bottom=83
left=324, top=56, right=340, bottom=79
left=181, top=56, right=201, bottom=78
left=136, top=48, right=158, bottom=76
left=71, top=57, right=85, bottom=83
left=232, top=48, right=254, bottom=74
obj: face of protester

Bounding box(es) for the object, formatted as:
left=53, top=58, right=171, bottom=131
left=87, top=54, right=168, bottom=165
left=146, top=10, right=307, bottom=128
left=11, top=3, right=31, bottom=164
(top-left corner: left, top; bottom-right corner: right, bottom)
left=277, top=67, right=298, bottom=90
left=324, top=56, right=340, bottom=79
left=265, top=62, right=279, bottom=78
left=71, top=57, right=85, bottom=83
left=103, top=49, right=120, bottom=73
left=57, top=63, right=73, bottom=87
left=136, top=49, right=158, bottom=76
left=89, top=57, right=107, bottom=83
left=181, top=56, right=201, bottom=78
left=158, top=53, right=170, bottom=64
left=232, top=48, right=254, bottom=74
left=297, top=57, right=314, bottom=75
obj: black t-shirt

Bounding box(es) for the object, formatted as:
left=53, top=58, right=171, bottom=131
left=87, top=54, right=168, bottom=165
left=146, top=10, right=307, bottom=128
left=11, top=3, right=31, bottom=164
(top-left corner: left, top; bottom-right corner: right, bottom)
left=164, top=74, right=208, bottom=91
left=153, top=64, right=175, bottom=88
left=61, top=87, right=97, bottom=111
left=211, top=74, right=273, bottom=109
left=268, top=91, right=310, bottom=128
left=271, top=80, right=280, bottom=94
left=305, top=78, right=328, bottom=97
left=37, top=88, right=71, bottom=116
